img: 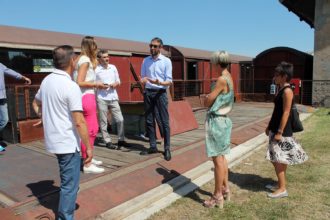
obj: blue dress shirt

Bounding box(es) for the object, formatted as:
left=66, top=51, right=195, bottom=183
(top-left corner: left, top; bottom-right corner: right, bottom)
left=141, top=54, right=172, bottom=90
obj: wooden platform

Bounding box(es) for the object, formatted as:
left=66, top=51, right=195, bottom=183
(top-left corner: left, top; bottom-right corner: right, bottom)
left=0, top=102, right=274, bottom=219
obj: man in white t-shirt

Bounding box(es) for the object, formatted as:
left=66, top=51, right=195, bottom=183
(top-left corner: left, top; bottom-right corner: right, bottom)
left=95, top=49, right=132, bottom=150
left=32, top=45, right=93, bottom=220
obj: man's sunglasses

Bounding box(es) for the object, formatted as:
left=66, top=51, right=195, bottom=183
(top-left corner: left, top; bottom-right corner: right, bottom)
left=149, top=44, right=160, bottom=48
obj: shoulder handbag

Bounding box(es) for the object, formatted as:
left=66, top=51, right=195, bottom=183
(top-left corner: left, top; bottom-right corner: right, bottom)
left=291, top=102, right=304, bottom=132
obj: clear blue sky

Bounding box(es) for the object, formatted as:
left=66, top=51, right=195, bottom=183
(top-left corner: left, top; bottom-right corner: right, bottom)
left=0, top=0, right=313, bottom=57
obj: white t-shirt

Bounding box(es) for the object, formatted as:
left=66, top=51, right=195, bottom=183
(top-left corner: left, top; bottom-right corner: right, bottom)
left=35, top=69, right=83, bottom=154
left=74, top=55, right=96, bottom=95
left=95, top=64, right=120, bottom=101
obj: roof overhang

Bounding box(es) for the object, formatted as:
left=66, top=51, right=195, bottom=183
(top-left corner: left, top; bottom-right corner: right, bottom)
left=279, top=0, right=315, bottom=28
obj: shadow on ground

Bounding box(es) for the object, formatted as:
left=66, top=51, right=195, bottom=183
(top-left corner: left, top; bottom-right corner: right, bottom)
left=156, top=166, right=212, bottom=204
left=95, top=137, right=168, bottom=154
left=26, top=180, right=59, bottom=217
left=154, top=167, right=276, bottom=206
left=26, top=180, right=80, bottom=219
left=228, top=170, right=276, bottom=192
left=95, top=137, right=150, bottom=153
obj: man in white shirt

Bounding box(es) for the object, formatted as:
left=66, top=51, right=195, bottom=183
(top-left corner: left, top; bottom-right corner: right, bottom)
left=96, top=50, right=131, bottom=149
left=32, top=45, right=93, bottom=220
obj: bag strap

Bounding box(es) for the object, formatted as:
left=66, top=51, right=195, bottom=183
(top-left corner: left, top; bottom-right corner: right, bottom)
left=277, top=85, right=291, bottom=95
left=289, top=87, right=297, bottom=111
left=278, top=85, right=296, bottom=111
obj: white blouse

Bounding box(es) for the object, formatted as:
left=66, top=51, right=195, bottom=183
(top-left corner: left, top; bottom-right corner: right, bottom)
left=74, top=55, right=96, bottom=95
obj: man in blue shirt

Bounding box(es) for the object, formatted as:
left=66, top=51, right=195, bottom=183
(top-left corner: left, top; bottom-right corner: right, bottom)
left=0, top=63, right=31, bottom=151
left=140, top=37, right=173, bottom=161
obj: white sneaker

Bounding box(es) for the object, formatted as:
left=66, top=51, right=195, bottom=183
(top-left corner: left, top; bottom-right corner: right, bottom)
left=83, top=164, right=105, bottom=174
left=92, top=158, right=103, bottom=166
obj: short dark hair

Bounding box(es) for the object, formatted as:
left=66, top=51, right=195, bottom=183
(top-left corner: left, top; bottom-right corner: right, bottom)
left=275, top=61, right=293, bottom=82
left=97, top=49, right=108, bottom=58
left=53, top=45, right=74, bottom=70
left=151, top=37, right=163, bottom=46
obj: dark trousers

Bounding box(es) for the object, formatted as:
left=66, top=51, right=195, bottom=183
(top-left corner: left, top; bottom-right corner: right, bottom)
left=145, top=104, right=164, bottom=138
left=144, top=89, right=170, bottom=149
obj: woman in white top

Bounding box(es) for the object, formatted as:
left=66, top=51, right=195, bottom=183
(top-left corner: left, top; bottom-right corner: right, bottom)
left=75, top=36, right=108, bottom=174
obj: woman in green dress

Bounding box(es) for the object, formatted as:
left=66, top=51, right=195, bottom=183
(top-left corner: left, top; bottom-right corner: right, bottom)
left=203, top=51, right=234, bottom=209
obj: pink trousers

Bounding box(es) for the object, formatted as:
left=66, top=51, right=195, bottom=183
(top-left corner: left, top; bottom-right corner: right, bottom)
left=81, top=94, right=99, bottom=159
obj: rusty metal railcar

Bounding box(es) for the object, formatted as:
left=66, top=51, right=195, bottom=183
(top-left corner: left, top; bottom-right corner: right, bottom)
left=0, top=25, right=252, bottom=143
left=252, top=47, right=313, bottom=104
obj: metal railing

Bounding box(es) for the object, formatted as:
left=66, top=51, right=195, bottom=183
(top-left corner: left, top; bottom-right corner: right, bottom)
left=171, top=79, right=316, bottom=105
left=5, top=79, right=322, bottom=123
left=6, top=85, right=40, bottom=121
left=172, top=80, right=203, bottom=100
left=238, top=79, right=314, bottom=105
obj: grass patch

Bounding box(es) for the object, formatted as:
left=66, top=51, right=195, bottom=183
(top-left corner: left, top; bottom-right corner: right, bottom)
left=148, top=108, right=330, bottom=220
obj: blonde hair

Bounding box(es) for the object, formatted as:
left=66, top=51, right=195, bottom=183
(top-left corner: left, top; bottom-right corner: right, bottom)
left=211, top=50, right=230, bottom=68
left=81, top=36, right=98, bottom=68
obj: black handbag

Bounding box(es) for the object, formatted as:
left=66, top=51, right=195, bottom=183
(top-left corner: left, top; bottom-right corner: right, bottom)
left=291, top=103, right=304, bottom=132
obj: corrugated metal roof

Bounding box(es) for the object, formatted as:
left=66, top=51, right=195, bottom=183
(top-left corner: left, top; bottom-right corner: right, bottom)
left=175, top=46, right=252, bottom=62
left=0, top=25, right=150, bottom=54
left=0, top=25, right=252, bottom=61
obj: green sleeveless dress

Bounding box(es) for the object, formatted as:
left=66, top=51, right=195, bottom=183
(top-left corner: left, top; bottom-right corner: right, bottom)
left=205, top=76, right=234, bottom=157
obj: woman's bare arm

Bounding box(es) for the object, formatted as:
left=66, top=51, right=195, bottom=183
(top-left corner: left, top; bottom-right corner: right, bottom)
left=77, top=63, right=108, bottom=89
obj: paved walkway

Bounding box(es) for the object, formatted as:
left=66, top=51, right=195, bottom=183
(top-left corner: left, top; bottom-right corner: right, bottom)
left=0, top=102, right=274, bottom=220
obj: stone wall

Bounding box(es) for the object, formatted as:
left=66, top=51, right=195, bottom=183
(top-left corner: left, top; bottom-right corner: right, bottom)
left=312, top=80, right=330, bottom=106
left=313, top=0, right=330, bottom=106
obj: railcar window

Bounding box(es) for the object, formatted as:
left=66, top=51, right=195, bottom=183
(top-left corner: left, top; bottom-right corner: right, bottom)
left=33, top=58, right=53, bottom=73
left=0, top=48, right=53, bottom=74
left=187, top=61, right=198, bottom=80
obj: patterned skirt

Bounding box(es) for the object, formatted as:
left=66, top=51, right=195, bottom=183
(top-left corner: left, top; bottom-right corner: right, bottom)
left=266, top=132, right=308, bottom=165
